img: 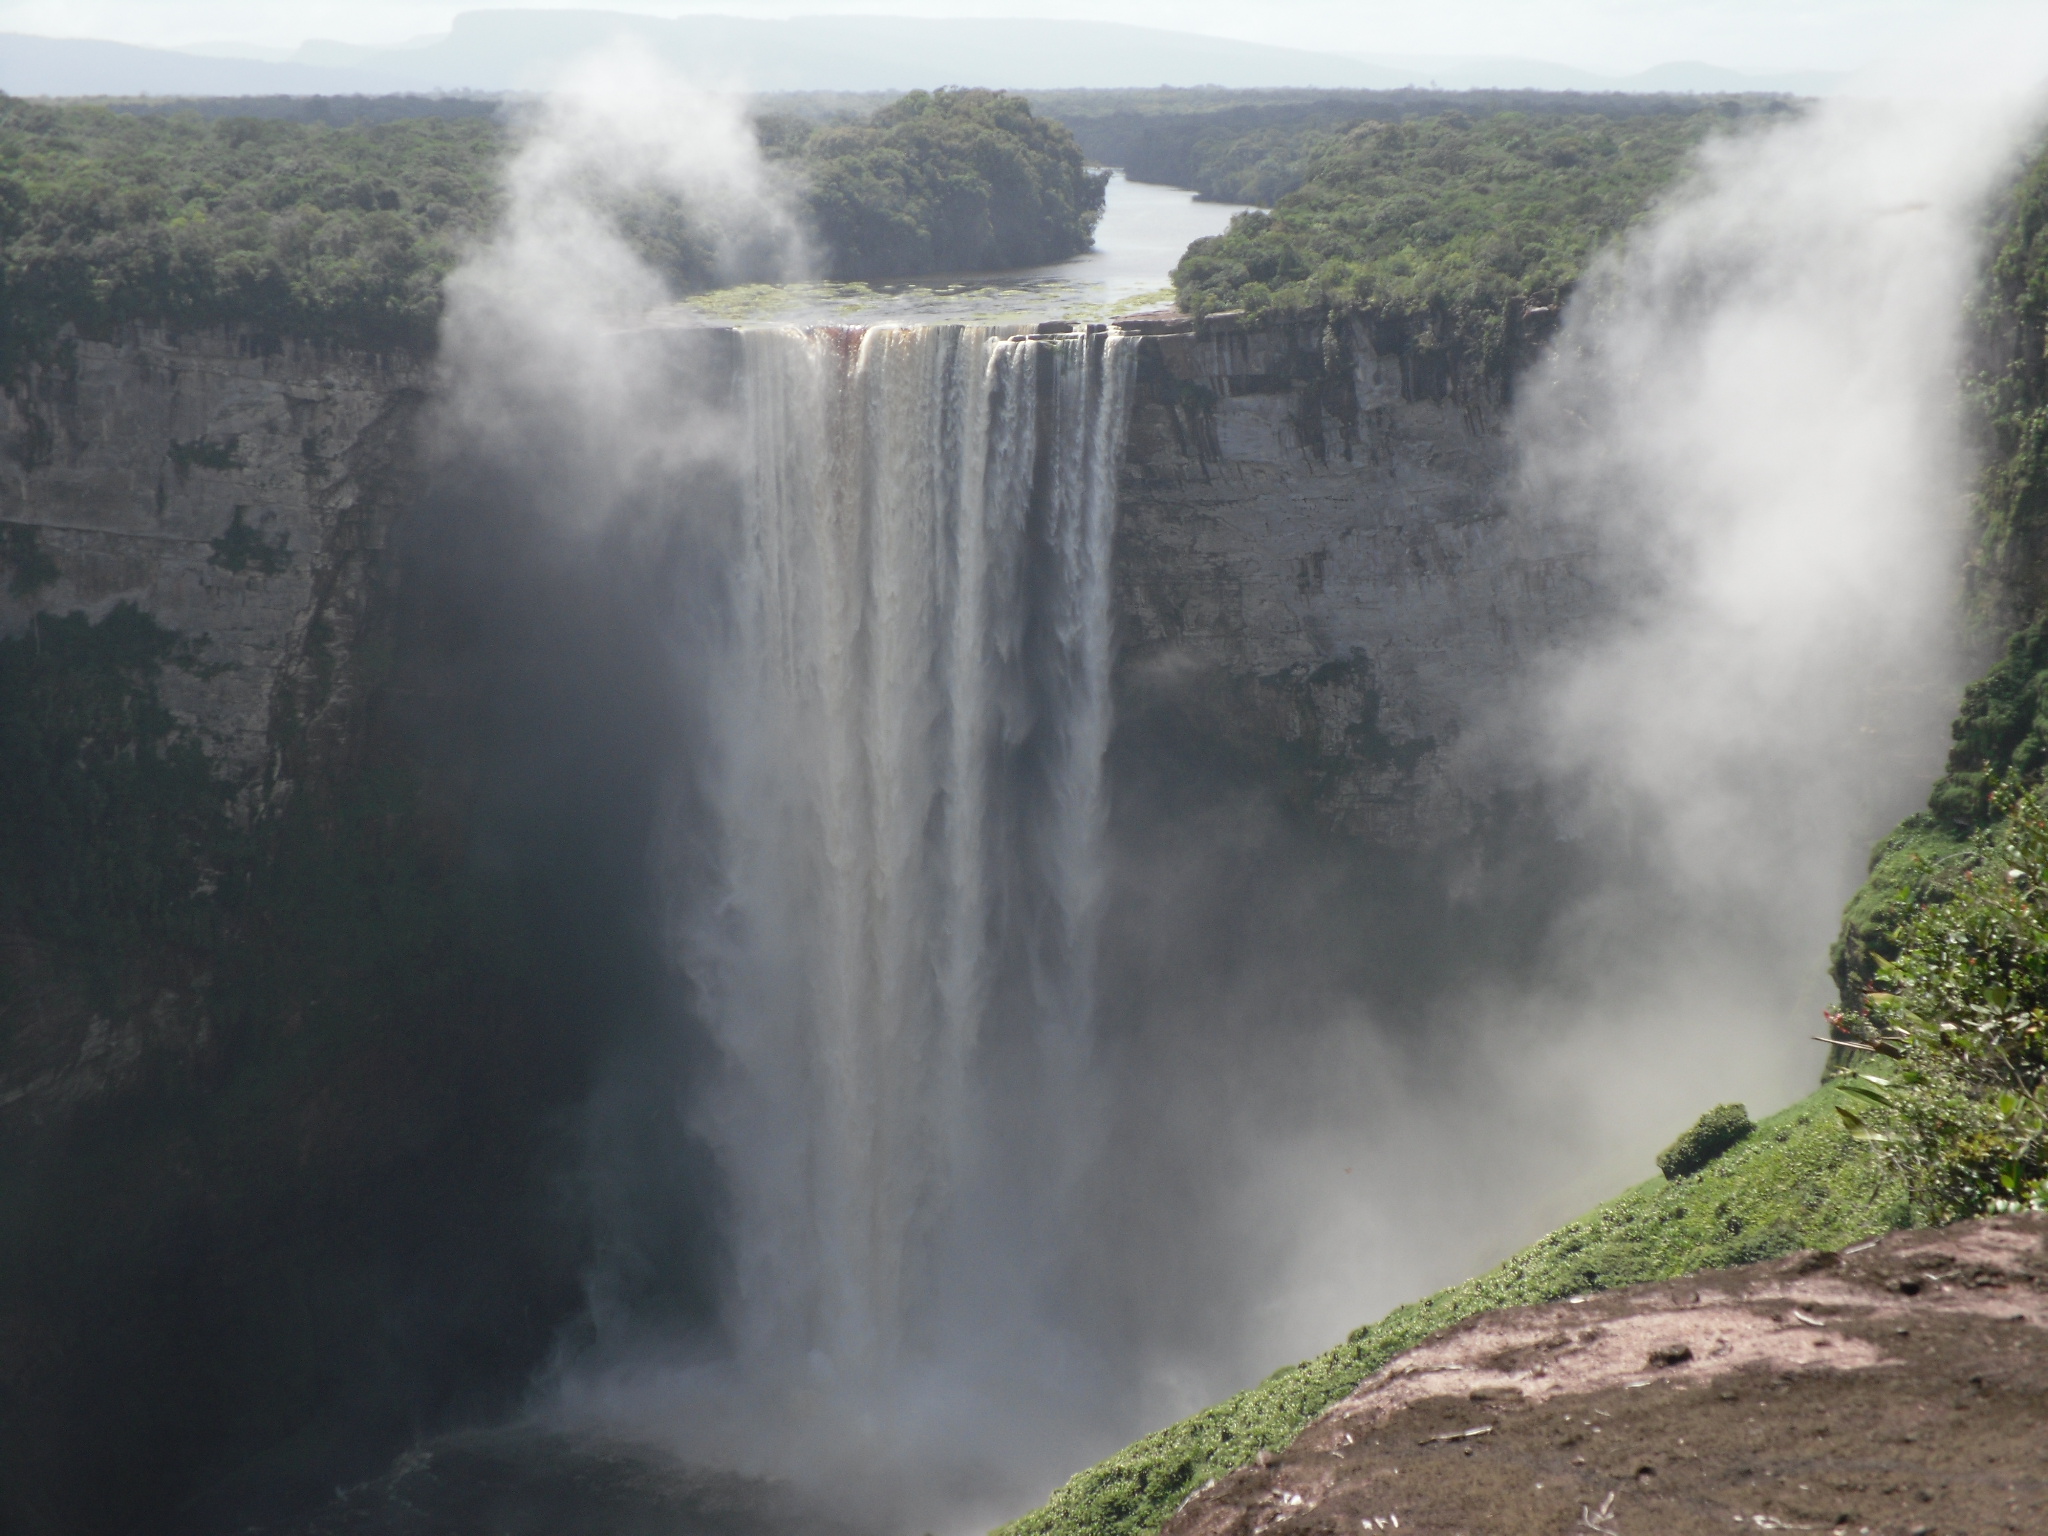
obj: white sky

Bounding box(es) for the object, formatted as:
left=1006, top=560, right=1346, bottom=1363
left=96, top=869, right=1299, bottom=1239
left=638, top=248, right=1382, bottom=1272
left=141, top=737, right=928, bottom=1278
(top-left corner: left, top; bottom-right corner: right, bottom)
left=0, top=0, right=2038, bottom=77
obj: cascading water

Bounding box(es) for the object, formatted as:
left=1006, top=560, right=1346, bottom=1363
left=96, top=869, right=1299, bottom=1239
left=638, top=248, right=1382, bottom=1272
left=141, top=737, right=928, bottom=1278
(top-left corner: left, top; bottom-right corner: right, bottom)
left=682, top=321, right=1135, bottom=1403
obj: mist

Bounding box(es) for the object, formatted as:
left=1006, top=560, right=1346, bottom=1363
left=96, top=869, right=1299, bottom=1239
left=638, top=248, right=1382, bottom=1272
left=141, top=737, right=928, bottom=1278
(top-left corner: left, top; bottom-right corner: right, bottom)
left=422, top=46, right=2045, bottom=1536
left=1128, top=84, right=2048, bottom=1396
left=433, top=52, right=1151, bottom=1535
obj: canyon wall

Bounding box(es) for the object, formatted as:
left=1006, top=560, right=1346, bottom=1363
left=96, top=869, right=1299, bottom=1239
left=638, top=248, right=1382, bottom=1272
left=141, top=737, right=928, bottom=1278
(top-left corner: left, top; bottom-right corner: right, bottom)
left=0, top=326, right=428, bottom=789
left=0, top=313, right=1586, bottom=1532
left=1109, top=313, right=1591, bottom=847
left=1, top=315, right=1586, bottom=847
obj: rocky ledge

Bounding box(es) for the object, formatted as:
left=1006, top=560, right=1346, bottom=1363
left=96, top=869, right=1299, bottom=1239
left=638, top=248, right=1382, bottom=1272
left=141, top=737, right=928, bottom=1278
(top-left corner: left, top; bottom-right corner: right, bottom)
left=1167, top=1215, right=2047, bottom=1536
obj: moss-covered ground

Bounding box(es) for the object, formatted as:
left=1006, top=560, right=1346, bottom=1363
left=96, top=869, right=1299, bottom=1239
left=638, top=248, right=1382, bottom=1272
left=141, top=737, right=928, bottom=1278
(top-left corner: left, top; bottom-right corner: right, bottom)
left=998, top=1081, right=1904, bottom=1536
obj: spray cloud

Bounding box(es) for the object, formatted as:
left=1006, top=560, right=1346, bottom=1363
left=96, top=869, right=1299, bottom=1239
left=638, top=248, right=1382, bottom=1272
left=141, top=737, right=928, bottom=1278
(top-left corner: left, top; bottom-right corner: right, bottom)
left=431, top=40, right=2048, bottom=1536
left=1196, top=83, right=2048, bottom=1389
left=437, top=46, right=1143, bottom=1534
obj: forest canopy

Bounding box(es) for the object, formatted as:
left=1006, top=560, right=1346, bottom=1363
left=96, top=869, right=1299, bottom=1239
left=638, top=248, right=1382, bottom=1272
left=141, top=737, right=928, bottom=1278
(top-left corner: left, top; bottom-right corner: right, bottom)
left=764, top=89, right=1107, bottom=278
left=0, top=88, right=1102, bottom=367
left=0, top=101, right=500, bottom=364
left=1169, top=105, right=1775, bottom=377
left=1046, top=86, right=1749, bottom=206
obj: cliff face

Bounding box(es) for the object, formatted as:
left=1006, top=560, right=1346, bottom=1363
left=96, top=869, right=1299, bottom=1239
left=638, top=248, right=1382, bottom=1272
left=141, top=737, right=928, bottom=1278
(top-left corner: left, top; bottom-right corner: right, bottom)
left=0, top=326, right=427, bottom=787
left=1112, top=315, right=1589, bottom=846
left=0, top=335, right=602, bottom=1536
left=2, top=317, right=1572, bottom=846
left=0, top=313, right=1567, bottom=1534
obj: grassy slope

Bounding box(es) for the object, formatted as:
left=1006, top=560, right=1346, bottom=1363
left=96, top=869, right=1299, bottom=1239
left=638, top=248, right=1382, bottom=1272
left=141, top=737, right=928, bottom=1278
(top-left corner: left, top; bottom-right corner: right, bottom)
left=998, top=1082, right=1902, bottom=1536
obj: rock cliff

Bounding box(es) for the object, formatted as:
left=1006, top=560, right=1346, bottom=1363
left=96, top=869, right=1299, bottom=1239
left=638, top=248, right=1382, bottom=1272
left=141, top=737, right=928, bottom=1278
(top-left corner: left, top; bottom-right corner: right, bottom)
left=1112, top=313, right=1589, bottom=845
left=0, top=311, right=1567, bottom=1534
left=1, top=316, right=1572, bottom=849
left=0, top=326, right=427, bottom=788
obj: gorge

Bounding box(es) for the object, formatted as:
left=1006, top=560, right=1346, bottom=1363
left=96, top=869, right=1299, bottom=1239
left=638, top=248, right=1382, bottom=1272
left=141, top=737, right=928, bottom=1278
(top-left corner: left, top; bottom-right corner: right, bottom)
left=2, top=70, right=2045, bottom=1536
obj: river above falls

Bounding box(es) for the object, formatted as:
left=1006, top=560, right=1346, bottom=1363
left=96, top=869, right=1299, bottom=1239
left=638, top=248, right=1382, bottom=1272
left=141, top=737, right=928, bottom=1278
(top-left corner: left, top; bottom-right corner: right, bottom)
left=656, top=171, right=1251, bottom=328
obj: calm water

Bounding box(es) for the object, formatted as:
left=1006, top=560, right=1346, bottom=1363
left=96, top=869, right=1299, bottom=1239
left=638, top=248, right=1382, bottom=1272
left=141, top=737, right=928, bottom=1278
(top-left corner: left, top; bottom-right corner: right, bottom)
left=659, top=172, right=1250, bottom=327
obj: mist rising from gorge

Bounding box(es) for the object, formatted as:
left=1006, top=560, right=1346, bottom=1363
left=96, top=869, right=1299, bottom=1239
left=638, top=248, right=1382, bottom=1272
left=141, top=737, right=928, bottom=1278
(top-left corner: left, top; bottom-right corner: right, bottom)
left=1144, top=83, right=2048, bottom=1396
left=421, top=45, right=2047, bottom=1536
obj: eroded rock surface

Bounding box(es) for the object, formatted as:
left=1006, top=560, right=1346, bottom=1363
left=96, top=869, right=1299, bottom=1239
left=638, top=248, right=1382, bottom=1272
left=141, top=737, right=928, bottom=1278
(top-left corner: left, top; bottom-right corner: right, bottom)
left=0, top=325, right=427, bottom=783
left=1114, top=315, right=1592, bottom=844
left=1165, top=1215, right=2048, bottom=1536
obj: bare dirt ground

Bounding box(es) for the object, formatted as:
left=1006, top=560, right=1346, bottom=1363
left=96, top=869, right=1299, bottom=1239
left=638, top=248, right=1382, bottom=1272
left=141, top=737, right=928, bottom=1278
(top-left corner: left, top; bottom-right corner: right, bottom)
left=1161, top=1215, right=2048, bottom=1536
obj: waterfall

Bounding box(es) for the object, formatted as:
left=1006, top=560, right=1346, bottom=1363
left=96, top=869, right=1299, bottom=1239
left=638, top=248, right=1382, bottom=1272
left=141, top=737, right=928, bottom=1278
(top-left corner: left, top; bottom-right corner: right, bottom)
left=683, top=322, right=1136, bottom=1389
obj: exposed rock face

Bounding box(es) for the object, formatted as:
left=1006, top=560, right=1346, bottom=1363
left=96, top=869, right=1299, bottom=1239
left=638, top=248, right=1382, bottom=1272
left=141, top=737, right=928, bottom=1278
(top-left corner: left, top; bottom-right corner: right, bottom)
left=1113, top=315, right=1591, bottom=845
left=1161, top=1214, right=2048, bottom=1536
left=0, top=326, right=428, bottom=786
left=3, top=315, right=1575, bottom=848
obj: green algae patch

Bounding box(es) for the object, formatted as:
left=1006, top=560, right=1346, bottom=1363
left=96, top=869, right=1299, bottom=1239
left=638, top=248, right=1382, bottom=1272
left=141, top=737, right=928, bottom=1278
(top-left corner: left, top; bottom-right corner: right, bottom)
left=998, top=1082, right=1905, bottom=1536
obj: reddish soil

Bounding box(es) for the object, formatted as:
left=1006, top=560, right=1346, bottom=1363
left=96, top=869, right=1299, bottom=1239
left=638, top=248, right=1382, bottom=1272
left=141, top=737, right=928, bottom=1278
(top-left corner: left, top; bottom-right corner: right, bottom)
left=1162, top=1215, right=2048, bottom=1536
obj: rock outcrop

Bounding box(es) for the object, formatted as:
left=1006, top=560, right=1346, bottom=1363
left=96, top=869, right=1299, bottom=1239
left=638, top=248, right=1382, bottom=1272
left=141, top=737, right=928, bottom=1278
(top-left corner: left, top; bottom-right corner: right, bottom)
left=1112, top=313, right=1589, bottom=845
left=1165, top=1214, right=2048, bottom=1536
left=2, top=314, right=1576, bottom=847
left=0, top=325, right=427, bottom=787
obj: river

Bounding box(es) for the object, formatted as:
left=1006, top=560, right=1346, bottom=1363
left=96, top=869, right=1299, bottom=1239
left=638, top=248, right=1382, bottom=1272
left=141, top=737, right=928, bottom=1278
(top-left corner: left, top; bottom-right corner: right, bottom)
left=659, top=170, right=1251, bottom=326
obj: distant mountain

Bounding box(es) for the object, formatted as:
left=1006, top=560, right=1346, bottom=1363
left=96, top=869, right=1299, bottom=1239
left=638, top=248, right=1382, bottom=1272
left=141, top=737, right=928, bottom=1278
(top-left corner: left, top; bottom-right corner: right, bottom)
left=1354, top=53, right=1844, bottom=96
left=0, top=32, right=410, bottom=96
left=1, top=12, right=1844, bottom=99
left=278, top=12, right=1421, bottom=93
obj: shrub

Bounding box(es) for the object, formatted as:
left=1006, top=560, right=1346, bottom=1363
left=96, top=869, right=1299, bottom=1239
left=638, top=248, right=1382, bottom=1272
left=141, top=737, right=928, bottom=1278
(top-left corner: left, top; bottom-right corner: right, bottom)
left=1838, top=781, right=2048, bottom=1217
left=1656, top=1103, right=1755, bottom=1179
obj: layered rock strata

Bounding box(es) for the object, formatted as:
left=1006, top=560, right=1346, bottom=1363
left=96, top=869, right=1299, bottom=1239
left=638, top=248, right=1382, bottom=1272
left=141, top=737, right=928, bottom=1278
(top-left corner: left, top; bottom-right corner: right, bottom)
left=0, top=313, right=1579, bottom=839
left=0, top=325, right=428, bottom=788
left=1110, top=313, right=1589, bottom=845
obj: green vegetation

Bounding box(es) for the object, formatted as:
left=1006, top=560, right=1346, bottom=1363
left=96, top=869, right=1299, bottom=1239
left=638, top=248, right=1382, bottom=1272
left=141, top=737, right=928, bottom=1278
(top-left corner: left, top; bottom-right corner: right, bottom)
left=1038, top=87, right=1745, bottom=207
left=0, top=98, right=502, bottom=368
left=1170, top=107, right=1772, bottom=384
left=1655, top=1102, right=1754, bottom=1179
left=1013, top=134, right=2048, bottom=1536
left=0, top=523, right=58, bottom=596
left=1968, top=143, right=2048, bottom=626
left=1000, top=1084, right=1900, bottom=1536
left=1832, top=813, right=1977, bottom=1008
left=1832, top=145, right=2048, bottom=1006
left=207, top=507, right=291, bottom=574
left=0, top=88, right=1101, bottom=374
left=0, top=606, right=234, bottom=967
left=766, top=89, right=1105, bottom=278
left=1833, top=782, right=2048, bottom=1217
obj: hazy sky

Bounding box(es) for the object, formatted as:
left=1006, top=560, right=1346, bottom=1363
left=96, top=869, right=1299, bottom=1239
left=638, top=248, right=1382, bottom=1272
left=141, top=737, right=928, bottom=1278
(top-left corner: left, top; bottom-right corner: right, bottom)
left=0, top=0, right=2035, bottom=77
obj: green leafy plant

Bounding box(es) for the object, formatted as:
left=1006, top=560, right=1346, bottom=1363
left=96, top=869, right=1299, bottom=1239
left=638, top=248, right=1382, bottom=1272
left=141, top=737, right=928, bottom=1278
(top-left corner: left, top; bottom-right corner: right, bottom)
left=1655, top=1102, right=1754, bottom=1179
left=1000, top=1085, right=1900, bottom=1536
left=0, top=98, right=504, bottom=371
left=0, top=89, right=1102, bottom=377
left=1837, top=780, right=2048, bottom=1217
left=774, top=88, right=1106, bottom=277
